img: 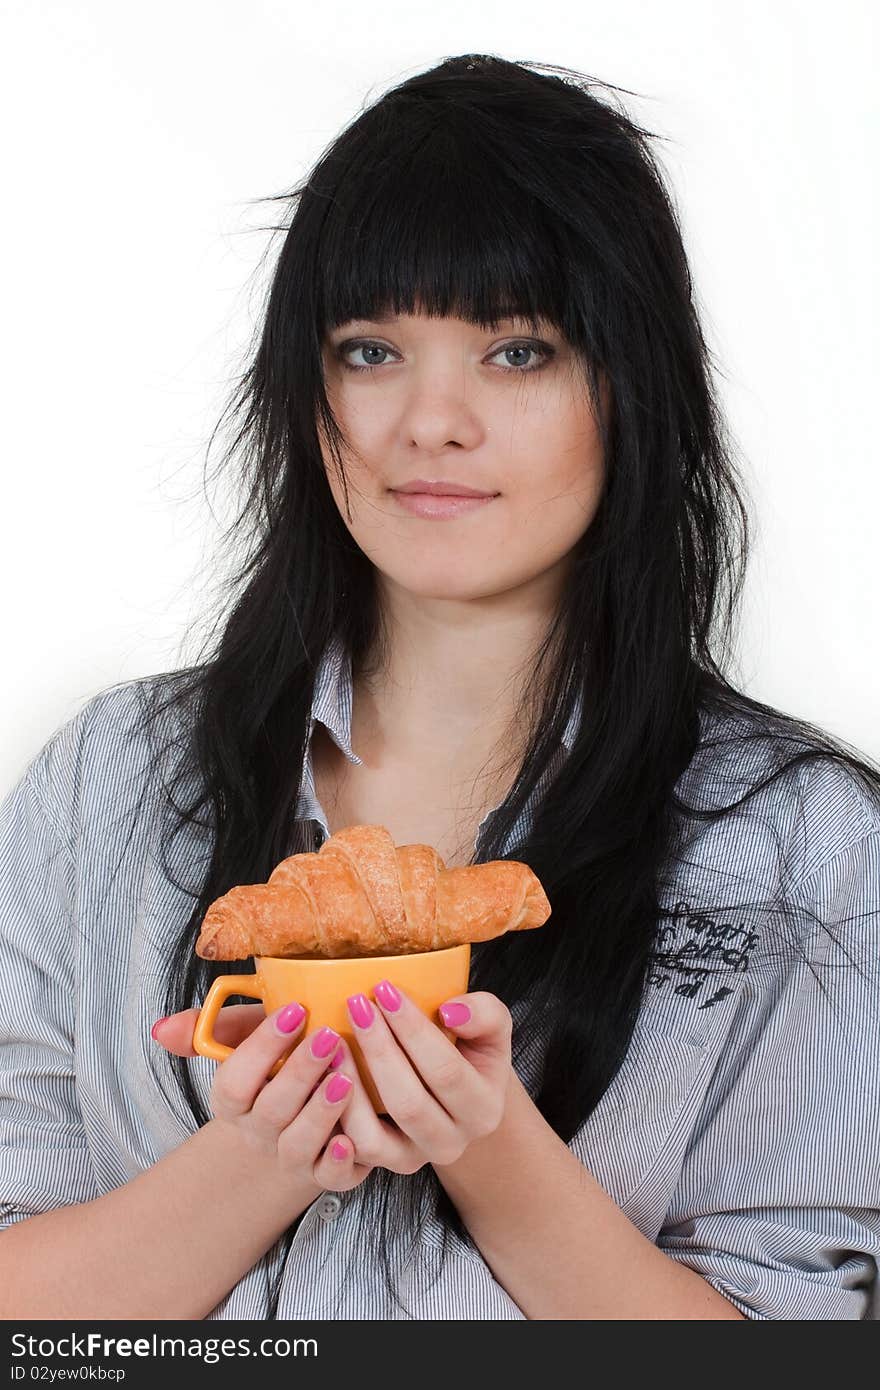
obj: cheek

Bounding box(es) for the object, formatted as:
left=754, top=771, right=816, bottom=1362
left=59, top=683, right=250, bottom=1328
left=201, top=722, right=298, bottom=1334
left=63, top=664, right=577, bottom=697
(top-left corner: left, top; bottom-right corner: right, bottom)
left=507, top=472, right=603, bottom=561
left=508, top=416, right=605, bottom=536
left=320, top=432, right=386, bottom=527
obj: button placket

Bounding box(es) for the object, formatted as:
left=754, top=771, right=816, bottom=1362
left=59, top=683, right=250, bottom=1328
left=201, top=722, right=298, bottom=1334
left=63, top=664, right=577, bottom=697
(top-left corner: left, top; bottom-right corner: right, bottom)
left=316, top=1193, right=342, bottom=1222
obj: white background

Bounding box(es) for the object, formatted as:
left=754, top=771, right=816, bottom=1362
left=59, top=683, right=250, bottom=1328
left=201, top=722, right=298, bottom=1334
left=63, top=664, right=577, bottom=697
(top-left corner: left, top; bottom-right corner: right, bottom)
left=1, top=0, right=877, bottom=789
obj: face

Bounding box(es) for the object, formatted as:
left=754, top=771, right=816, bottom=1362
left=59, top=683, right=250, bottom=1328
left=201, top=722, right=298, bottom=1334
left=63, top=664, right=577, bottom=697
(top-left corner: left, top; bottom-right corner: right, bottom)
left=319, top=311, right=608, bottom=604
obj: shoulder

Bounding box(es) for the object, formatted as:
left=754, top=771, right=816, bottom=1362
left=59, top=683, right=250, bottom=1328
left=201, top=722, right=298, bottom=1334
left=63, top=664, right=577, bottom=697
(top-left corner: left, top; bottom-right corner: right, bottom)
left=788, top=755, right=880, bottom=876
left=675, top=704, right=880, bottom=877
left=21, top=674, right=188, bottom=856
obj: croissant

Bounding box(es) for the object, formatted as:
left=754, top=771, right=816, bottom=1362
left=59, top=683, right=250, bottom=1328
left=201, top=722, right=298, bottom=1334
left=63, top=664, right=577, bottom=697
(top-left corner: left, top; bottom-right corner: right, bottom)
left=195, top=823, right=552, bottom=960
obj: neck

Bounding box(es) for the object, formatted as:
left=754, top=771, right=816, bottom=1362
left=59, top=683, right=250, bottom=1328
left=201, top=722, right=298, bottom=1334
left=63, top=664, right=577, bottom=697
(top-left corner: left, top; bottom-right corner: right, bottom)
left=355, top=572, right=563, bottom=763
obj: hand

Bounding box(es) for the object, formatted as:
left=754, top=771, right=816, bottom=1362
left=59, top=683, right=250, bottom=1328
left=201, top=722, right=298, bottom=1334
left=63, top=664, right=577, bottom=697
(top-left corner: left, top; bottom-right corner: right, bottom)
left=151, top=1003, right=373, bottom=1193
left=332, top=984, right=513, bottom=1173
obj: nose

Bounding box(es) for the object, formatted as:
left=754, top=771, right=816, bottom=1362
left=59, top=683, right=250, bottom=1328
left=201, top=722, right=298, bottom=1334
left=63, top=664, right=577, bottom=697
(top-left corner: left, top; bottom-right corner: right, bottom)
left=395, top=385, right=484, bottom=453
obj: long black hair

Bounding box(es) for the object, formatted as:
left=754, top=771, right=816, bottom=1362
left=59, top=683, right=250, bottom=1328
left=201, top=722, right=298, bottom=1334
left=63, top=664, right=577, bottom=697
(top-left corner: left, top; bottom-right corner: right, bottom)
left=113, top=53, right=880, bottom=1316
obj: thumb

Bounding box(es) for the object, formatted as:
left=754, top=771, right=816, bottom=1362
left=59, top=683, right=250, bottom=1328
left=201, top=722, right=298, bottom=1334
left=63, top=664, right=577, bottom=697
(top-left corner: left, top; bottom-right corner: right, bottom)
left=150, top=1003, right=266, bottom=1056
left=438, top=990, right=512, bottom=1061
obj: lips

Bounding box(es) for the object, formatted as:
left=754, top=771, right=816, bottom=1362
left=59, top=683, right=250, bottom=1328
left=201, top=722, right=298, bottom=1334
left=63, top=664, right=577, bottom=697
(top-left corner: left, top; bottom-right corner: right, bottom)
left=389, top=491, right=498, bottom=520
left=391, top=480, right=497, bottom=498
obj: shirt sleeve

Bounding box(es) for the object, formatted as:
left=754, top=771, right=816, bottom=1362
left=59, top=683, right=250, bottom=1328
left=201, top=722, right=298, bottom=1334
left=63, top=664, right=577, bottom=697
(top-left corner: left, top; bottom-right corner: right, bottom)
left=0, top=736, right=100, bottom=1229
left=655, top=829, right=880, bottom=1319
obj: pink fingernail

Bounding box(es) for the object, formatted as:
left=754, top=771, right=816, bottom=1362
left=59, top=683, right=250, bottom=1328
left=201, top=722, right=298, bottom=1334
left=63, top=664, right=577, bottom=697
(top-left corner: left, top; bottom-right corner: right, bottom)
left=150, top=1016, right=170, bottom=1041
left=329, top=1045, right=345, bottom=1070
left=439, top=1002, right=471, bottom=1027
left=347, top=993, right=374, bottom=1029
left=310, top=1026, right=340, bottom=1058
left=276, top=1002, right=306, bottom=1034
left=326, top=1073, right=353, bottom=1103
left=331, top=1139, right=348, bottom=1161
left=373, top=979, right=401, bottom=1012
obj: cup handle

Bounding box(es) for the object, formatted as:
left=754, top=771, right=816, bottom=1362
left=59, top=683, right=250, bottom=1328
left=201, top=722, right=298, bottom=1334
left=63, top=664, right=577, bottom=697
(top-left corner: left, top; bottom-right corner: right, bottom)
left=192, top=974, right=266, bottom=1066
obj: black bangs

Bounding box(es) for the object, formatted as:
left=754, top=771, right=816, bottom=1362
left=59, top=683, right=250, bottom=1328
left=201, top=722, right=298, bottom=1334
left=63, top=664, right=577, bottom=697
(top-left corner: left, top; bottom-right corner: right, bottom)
left=310, top=93, right=573, bottom=342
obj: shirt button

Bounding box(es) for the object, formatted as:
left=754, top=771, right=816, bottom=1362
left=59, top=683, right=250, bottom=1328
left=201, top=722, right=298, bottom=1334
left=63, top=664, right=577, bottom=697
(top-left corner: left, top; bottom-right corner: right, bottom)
left=316, top=1193, right=342, bottom=1222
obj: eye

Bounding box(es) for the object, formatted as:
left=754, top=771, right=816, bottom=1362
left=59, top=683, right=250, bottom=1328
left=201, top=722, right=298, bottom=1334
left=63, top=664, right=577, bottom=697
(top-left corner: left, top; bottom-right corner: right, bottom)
left=335, top=338, right=555, bottom=375
left=486, top=341, right=554, bottom=373
left=337, top=340, right=398, bottom=372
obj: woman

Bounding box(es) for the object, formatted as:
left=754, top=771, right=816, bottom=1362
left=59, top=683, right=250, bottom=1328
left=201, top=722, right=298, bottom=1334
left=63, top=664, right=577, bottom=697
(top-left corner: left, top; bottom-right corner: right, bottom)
left=1, top=54, right=878, bottom=1321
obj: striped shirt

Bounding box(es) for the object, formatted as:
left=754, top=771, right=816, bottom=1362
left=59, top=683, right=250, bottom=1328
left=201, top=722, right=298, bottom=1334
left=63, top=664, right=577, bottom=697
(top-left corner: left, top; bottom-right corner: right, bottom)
left=2, top=635, right=879, bottom=1319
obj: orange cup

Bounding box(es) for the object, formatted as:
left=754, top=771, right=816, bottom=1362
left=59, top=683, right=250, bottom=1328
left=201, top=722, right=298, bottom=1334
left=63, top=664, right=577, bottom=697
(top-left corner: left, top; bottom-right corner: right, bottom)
left=192, top=943, right=471, bottom=1114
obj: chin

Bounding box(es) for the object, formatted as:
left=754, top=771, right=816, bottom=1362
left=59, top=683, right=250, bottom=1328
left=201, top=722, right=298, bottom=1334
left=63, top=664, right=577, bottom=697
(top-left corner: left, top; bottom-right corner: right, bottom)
left=417, top=580, right=507, bottom=603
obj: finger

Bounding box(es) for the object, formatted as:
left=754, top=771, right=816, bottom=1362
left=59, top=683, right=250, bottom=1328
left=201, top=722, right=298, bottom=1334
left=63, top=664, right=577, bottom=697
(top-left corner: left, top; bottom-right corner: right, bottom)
left=370, top=982, right=507, bottom=1146
left=369, top=979, right=479, bottom=1120
left=212, top=1006, right=329, bottom=1118
left=151, top=1003, right=265, bottom=1056
left=245, top=1022, right=347, bottom=1133
left=435, top=990, right=513, bottom=1075
left=328, top=1038, right=423, bottom=1173
left=312, top=1130, right=372, bottom=1192
left=346, top=993, right=459, bottom=1157
left=272, top=1068, right=356, bottom=1170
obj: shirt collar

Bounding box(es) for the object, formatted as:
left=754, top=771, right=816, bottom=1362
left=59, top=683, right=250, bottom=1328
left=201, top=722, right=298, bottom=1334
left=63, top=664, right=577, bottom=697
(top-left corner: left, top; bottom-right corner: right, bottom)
left=560, top=689, right=582, bottom=751
left=311, top=631, right=364, bottom=766
left=311, top=632, right=582, bottom=764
